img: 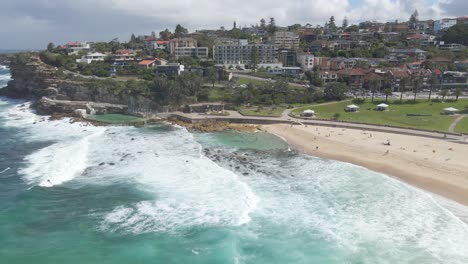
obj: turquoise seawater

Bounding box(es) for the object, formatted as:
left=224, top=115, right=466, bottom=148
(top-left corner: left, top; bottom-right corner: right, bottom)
left=1, top=68, right=468, bottom=263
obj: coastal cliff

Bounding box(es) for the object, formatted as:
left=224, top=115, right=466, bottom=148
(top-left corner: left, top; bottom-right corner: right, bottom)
left=0, top=54, right=161, bottom=115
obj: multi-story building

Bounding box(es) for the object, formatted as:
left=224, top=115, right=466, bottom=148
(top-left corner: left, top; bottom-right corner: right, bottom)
left=174, top=47, right=209, bottom=59
left=271, top=31, right=300, bottom=50
left=76, top=52, right=106, bottom=64
left=169, top=38, right=198, bottom=54
left=63, top=42, right=92, bottom=55
left=213, top=41, right=278, bottom=67
left=278, top=50, right=297, bottom=67
left=297, top=53, right=315, bottom=70
left=433, top=18, right=457, bottom=32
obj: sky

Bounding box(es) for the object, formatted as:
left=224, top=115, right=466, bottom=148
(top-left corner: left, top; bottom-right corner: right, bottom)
left=0, top=0, right=466, bottom=49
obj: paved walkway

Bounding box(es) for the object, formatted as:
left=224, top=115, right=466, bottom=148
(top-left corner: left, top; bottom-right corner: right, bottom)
left=232, top=73, right=305, bottom=88
left=448, top=114, right=467, bottom=133
left=160, top=110, right=466, bottom=142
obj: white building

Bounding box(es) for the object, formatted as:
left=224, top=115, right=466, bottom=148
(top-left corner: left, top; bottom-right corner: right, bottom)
left=64, top=42, right=92, bottom=55
left=434, top=18, right=457, bottom=32
left=297, top=53, right=315, bottom=70
left=76, top=52, right=106, bottom=64
left=213, top=41, right=278, bottom=67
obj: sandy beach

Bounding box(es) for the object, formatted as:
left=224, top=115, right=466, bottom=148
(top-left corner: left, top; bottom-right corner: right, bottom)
left=262, top=124, right=468, bottom=206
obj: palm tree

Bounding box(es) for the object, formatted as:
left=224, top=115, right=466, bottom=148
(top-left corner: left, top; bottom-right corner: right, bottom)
left=412, top=77, right=422, bottom=102
left=428, top=75, right=438, bottom=102
left=384, top=87, right=393, bottom=102
left=439, top=89, right=448, bottom=101
left=399, top=77, right=408, bottom=103
left=452, top=88, right=463, bottom=101
left=370, top=80, right=379, bottom=102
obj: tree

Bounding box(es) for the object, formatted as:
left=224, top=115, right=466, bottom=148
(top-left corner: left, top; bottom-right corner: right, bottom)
left=268, top=17, right=277, bottom=34
left=384, top=87, right=393, bottom=102
left=260, top=18, right=266, bottom=29
left=369, top=80, right=380, bottom=102
left=47, top=42, right=55, bottom=52
left=324, top=82, right=348, bottom=101
left=342, top=17, right=348, bottom=29
left=439, top=89, right=448, bottom=101
left=233, top=21, right=237, bottom=29
left=174, top=24, right=188, bottom=38
left=452, top=88, right=463, bottom=101
left=250, top=46, right=259, bottom=70
left=428, top=75, right=438, bottom=101
left=399, top=77, right=408, bottom=103
left=345, top=25, right=359, bottom=32
left=441, top=24, right=468, bottom=45
left=412, top=77, right=422, bottom=101
left=207, top=68, right=217, bottom=88
left=409, top=10, right=419, bottom=28
left=329, top=16, right=337, bottom=30
left=159, top=29, right=172, bottom=40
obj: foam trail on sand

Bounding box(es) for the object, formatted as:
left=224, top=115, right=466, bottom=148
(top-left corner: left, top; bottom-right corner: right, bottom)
left=0, top=167, right=10, bottom=174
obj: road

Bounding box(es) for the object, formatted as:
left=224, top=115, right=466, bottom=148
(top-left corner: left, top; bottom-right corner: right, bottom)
left=232, top=73, right=306, bottom=88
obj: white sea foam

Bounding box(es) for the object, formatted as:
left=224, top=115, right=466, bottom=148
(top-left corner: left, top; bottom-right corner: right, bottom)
left=230, top=154, right=468, bottom=263
left=96, top=126, right=259, bottom=234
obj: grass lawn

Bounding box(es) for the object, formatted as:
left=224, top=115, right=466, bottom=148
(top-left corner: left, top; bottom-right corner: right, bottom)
left=455, top=116, right=468, bottom=134
left=292, top=99, right=468, bottom=133
left=238, top=105, right=286, bottom=117
left=208, top=88, right=227, bottom=102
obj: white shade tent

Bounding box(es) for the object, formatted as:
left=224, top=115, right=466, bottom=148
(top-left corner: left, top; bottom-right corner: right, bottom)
left=443, top=107, right=460, bottom=114
left=376, top=103, right=389, bottom=111
left=302, top=109, right=315, bottom=117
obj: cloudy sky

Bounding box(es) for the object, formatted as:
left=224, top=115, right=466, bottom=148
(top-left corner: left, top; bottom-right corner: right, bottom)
left=0, top=0, right=466, bottom=49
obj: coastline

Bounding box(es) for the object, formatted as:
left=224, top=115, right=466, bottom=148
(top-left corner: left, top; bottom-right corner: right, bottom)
left=261, top=124, right=468, bottom=206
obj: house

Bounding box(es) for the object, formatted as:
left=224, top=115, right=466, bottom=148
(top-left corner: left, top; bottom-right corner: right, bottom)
left=154, top=58, right=168, bottom=66
left=63, top=41, right=92, bottom=55
left=390, top=48, right=427, bottom=61
left=138, top=59, right=157, bottom=69
left=454, top=59, right=468, bottom=70
left=155, top=63, right=185, bottom=76
left=387, top=67, right=411, bottom=91
left=319, top=71, right=338, bottom=83
left=169, top=38, right=198, bottom=54
left=441, top=71, right=468, bottom=89
left=112, top=50, right=136, bottom=62
left=76, top=52, right=106, bottom=64
left=337, top=68, right=369, bottom=89
left=434, top=18, right=457, bottom=32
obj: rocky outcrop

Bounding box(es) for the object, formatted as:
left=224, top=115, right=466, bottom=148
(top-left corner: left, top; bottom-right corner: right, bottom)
left=1, top=54, right=162, bottom=114
left=35, top=97, right=128, bottom=115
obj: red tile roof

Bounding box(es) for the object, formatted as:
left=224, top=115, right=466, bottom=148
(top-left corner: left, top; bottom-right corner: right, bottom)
left=337, top=67, right=369, bottom=76
left=138, top=60, right=156, bottom=65
left=156, top=40, right=169, bottom=45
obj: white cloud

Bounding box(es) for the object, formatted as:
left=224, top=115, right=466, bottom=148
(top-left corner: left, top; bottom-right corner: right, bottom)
left=0, top=0, right=466, bottom=49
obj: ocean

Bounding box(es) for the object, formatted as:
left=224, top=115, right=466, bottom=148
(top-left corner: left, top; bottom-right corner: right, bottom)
left=1, top=67, right=468, bottom=263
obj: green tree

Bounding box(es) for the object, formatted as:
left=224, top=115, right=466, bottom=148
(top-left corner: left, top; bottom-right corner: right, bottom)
left=441, top=24, right=468, bottom=45
left=369, top=80, right=380, bottom=102
left=412, top=77, right=422, bottom=101
left=428, top=75, right=438, bottom=101
left=47, top=42, right=55, bottom=52
left=324, top=82, right=347, bottom=101
left=260, top=18, right=266, bottom=29
left=452, top=88, right=463, bottom=101
left=250, top=46, right=259, bottom=70
left=384, top=87, right=393, bottom=102
left=206, top=68, right=217, bottom=88
left=439, top=89, right=448, bottom=101
left=399, top=77, right=408, bottom=103
left=342, top=17, right=348, bottom=29
left=268, top=17, right=277, bottom=34
left=174, top=24, right=188, bottom=38
left=329, top=16, right=337, bottom=30
left=345, top=25, right=359, bottom=32
left=159, top=29, right=172, bottom=40
left=409, top=10, right=419, bottom=29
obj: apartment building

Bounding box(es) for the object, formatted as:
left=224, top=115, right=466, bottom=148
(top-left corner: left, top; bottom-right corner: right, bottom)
left=271, top=31, right=300, bottom=50
left=174, top=47, right=209, bottom=59
left=213, top=41, right=278, bottom=67
left=169, top=38, right=198, bottom=54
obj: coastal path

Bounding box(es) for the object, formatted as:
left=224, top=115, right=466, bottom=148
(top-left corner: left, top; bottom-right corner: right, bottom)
left=448, top=114, right=467, bottom=133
